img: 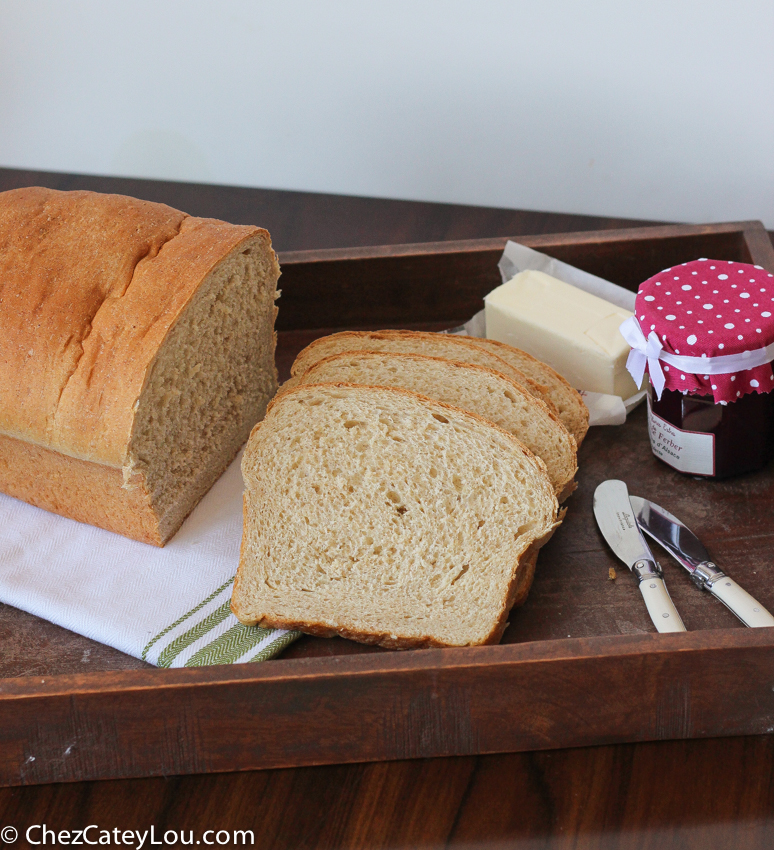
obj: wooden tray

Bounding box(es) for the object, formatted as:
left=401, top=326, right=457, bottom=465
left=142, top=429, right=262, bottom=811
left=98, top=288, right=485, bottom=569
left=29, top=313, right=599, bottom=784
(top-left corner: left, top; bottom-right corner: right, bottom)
left=2, top=221, right=773, bottom=788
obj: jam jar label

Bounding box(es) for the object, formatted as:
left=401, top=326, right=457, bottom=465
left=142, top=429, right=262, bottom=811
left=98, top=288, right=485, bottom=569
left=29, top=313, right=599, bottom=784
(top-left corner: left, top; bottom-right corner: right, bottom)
left=647, top=399, right=715, bottom=475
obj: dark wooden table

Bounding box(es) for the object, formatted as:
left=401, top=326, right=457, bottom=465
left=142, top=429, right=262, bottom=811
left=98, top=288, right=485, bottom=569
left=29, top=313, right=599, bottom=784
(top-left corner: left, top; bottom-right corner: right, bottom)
left=1, top=167, right=772, bottom=849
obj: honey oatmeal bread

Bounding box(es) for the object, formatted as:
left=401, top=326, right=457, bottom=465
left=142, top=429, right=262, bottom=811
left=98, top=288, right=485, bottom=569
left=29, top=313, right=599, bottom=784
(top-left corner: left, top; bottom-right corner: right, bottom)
left=457, top=336, right=589, bottom=445
left=299, top=351, right=577, bottom=501
left=288, top=329, right=558, bottom=412
left=231, top=383, right=560, bottom=648
left=0, top=186, right=280, bottom=545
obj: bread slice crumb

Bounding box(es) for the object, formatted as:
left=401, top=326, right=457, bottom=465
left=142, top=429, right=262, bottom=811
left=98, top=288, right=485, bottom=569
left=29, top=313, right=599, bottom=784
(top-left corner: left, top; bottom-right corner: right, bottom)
left=232, top=383, right=560, bottom=648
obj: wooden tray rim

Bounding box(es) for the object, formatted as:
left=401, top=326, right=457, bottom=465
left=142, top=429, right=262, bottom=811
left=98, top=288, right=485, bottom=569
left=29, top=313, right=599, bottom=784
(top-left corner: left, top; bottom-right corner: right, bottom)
left=2, top=218, right=774, bottom=787
left=2, top=217, right=773, bottom=697
left=277, top=219, right=773, bottom=264
left=1, top=626, right=772, bottom=700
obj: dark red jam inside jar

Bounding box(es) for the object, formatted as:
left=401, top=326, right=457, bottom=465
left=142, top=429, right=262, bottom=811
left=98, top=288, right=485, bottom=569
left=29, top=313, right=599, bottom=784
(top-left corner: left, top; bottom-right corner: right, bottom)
left=648, top=385, right=774, bottom=478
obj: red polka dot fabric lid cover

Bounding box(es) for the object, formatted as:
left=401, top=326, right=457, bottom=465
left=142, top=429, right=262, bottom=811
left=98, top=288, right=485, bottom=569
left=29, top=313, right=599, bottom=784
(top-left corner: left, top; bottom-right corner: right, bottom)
left=635, top=259, right=774, bottom=403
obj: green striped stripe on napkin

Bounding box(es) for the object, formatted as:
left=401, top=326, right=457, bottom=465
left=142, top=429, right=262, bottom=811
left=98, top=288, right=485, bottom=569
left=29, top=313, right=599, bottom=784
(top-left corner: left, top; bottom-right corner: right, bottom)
left=142, top=576, right=301, bottom=667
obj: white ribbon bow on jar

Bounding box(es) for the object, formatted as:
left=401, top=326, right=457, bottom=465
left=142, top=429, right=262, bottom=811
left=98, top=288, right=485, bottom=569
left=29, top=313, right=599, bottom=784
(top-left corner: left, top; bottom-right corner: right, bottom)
left=619, top=316, right=774, bottom=399
left=619, top=318, right=667, bottom=398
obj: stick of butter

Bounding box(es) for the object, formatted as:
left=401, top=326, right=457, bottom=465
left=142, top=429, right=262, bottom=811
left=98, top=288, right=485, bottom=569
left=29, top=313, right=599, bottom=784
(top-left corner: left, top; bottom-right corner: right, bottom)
left=484, top=269, right=639, bottom=397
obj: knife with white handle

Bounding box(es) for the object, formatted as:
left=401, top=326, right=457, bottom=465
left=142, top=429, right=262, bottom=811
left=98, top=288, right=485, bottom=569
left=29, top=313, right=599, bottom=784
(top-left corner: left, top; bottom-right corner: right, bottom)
left=593, top=480, right=686, bottom=633
left=630, top=495, right=774, bottom=629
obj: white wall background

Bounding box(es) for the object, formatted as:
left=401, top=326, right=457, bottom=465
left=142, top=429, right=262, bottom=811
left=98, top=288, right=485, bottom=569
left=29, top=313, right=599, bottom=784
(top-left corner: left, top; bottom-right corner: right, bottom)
left=1, top=0, right=773, bottom=225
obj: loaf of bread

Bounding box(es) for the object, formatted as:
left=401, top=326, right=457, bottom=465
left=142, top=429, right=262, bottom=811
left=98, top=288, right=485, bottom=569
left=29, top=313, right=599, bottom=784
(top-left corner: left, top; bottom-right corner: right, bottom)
left=231, top=383, right=560, bottom=648
left=0, top=187, right=280, bottom=545
left=298, top=351, right=577, bottom=501
left=457, top=336, right=590, bottom=445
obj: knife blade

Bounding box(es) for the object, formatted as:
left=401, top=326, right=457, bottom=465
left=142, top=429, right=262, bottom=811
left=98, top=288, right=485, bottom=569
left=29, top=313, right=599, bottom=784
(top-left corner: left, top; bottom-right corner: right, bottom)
left=630, top=496, right=774, bottom=629
left=593, top=480, right=686, bottom=633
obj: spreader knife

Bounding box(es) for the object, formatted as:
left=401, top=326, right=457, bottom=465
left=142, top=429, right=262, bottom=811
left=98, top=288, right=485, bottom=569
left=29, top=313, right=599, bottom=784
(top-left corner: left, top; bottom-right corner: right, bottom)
left=593, top=480, right=686, bottom=633
left=630, top=496, right=774, bottom=629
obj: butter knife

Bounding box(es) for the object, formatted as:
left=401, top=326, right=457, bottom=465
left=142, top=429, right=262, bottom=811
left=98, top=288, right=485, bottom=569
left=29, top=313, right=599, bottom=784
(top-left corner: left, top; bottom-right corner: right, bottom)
left=630, top=496, right=774, bottom=629
left=593, top=480, right=686, bottom=633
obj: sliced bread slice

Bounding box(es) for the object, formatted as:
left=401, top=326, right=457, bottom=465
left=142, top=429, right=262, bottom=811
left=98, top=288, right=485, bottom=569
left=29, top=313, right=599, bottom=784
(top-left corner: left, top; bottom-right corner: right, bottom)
left=299, top=352, right=577, bottom=501
left=232, top=384, right=559, bottom=648
left=458, top=336, right=589, bottom=445
left=289, top=330, right=557, bottom=412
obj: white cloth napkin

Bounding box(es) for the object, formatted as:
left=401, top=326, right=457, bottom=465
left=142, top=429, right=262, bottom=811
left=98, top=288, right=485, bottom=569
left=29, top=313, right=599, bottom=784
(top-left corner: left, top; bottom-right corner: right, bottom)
left=0, top=450, right=300, bottom=667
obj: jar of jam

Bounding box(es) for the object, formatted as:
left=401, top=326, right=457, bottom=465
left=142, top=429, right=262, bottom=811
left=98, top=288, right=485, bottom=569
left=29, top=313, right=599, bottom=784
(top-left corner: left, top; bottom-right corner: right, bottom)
left=620, top=259, right=774, bottom=478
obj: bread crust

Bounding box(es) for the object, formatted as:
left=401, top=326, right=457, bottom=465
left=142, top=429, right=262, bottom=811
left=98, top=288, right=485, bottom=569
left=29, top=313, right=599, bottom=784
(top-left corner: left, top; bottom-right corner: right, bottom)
left=232, top=382, right=561, bottom=647
left=0, top=431, right=163, bottom=545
